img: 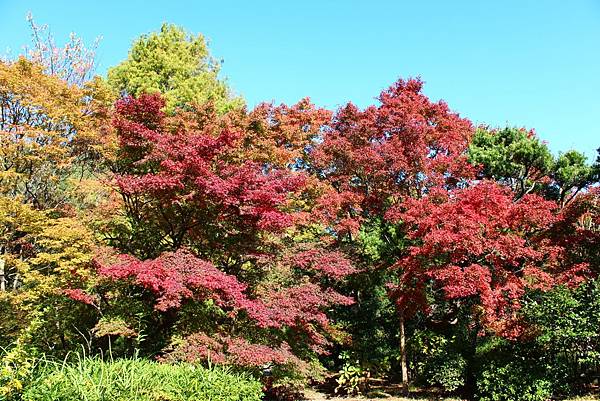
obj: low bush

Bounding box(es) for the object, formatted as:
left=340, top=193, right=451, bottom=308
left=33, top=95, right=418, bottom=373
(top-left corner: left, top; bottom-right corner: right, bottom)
left=476, top=358, right=552, bottom=401
left=21, top=356, right=263, bottom=401
left=411, top=330, right=467, bottom=393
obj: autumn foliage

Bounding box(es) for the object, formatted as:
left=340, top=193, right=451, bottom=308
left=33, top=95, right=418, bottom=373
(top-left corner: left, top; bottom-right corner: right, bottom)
left=1, top=21, right=599, bottom=401
left=388, top=182, right=589, bottom=338
left=310, top=78, right=474, bottom=236
left=69, top=92, right=355, bottom=378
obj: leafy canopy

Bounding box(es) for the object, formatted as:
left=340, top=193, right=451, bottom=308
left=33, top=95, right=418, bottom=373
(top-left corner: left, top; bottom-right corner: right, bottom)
left=108, top=24, right=242, bottom=113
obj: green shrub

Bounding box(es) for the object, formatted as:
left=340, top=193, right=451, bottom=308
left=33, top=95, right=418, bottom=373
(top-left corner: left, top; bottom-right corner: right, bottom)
left=428, top=356, right=467, bottom=393
left=411, top=330, right=467, bottom=392
left=335, top=361, right=368, bottom=395
left=476, top=359, right=552, bottom=401
left=21, top=356, right=263, bottom=401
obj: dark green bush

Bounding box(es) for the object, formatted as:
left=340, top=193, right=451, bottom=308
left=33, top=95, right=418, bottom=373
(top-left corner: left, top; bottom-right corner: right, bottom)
left=21, top=357, right=263, bottom=401
left=410, top=329, right=467, bottom=393
left=475, top=358, right=552, bottom=401
left=522, top=281, right=600, bottom=395
left=428, top=355, right=467, bottom=393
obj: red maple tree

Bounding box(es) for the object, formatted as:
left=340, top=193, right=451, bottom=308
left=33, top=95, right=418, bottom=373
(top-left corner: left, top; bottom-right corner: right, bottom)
left=310, top=78, right=474, bottom=236
left=387, top=181, right=589, bottom=338
left=73, top=93, right=355, bottom=375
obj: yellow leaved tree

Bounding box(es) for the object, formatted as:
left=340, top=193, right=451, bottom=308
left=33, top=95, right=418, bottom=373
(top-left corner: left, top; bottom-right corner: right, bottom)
left=0, top=196, right=98, bottom=397
left=0, top=57, right=114, bottom=210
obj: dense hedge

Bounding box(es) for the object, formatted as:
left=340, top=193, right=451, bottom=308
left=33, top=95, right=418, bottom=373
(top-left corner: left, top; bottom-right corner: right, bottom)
left=21, top=357, right=263, bottom=401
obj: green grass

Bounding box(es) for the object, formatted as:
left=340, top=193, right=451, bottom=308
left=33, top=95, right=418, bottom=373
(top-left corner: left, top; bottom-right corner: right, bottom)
left=21, top=356, right=263, bottom=401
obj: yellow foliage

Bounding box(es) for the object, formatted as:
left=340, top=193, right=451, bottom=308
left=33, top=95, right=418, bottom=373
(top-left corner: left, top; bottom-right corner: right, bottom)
left=92, top=317, right=137, bottom=338
left=0, top=196, right=96, bottom=339
left=0, top=58, right=115, bottom=209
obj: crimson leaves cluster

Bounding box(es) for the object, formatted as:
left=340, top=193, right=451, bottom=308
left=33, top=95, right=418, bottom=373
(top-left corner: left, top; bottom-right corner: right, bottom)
left=65, top=79, right=597, bottom=378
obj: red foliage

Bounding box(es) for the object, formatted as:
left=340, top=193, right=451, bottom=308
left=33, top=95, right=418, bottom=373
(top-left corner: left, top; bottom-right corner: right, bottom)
left=246, top=97, right=332, bottom=168
left=98, top=249, right=249, bottom=312
left=112, top=94, right=306, bottom=257
left=289, top=246, right=356, bottom=279
left=310, top=78, right=474, bottom=235
left=63, top=288, right=97, bottom=306
left=56, top=77, right=598, bottom=375
left=388, top=181, right=587, bottom=338
left=160, top=331, right=309, bottom=371
left=90, top=93, right=359, bottom=372
left=98, top=248, right=352, bottom=345
left=250, top=282, right=353, bottom=329
left=550, top=187, right=600, bottom=274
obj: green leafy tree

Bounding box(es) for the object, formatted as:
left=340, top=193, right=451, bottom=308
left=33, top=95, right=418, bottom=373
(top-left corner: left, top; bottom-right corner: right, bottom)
left=108, top=24, right=242, bottom=112
left=469, top=127, right=598, bottom=207
left=468, top=127, right=554, bottom=199
left=550, top=150, right=596, bottom=207
left=530, top=281, right=600, bottom=391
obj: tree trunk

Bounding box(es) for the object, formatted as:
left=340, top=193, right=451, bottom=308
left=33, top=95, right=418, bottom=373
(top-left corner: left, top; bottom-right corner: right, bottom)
left=464, top=319, right=480, bottom=398
left=399, top=308, right=409, bottom=394
left=0, top=257, right=5, bottom=291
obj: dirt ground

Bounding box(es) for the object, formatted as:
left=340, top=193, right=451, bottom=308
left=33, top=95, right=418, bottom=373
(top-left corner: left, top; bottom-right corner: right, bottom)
left=301, top=381, right=463, bottom=401
left=303, top=388, right=461, bottom=401
left=297, top=377, right=600, bottom=401
left=303, top=390, right=453, bottom=400
left=302, top=386, right=599, bottom=401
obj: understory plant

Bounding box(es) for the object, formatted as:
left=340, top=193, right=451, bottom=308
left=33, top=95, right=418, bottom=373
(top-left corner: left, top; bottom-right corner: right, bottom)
left=21, top=356, right=263, bottom=401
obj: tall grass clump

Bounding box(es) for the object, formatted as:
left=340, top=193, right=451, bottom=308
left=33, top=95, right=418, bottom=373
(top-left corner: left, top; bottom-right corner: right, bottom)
left=21, top=356, right=263, bottom=401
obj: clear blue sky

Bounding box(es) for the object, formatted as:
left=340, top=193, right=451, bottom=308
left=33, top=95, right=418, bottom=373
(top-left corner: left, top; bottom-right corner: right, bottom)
left=1, top=0, right=598, bottom=159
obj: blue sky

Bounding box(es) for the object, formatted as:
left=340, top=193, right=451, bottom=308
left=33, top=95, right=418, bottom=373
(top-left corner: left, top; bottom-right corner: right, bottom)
left=1, top=1, right=598, bottom=159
